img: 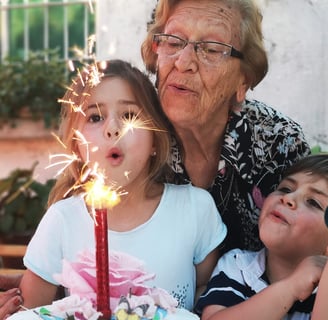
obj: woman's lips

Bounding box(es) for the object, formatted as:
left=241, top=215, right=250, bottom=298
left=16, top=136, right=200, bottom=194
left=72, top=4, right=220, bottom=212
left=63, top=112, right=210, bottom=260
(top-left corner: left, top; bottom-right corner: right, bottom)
left=168, top=82, right=196, bottom=95
left=171, top=83, right=188, bottom=90
left=106, top=147, right=124, bottom=166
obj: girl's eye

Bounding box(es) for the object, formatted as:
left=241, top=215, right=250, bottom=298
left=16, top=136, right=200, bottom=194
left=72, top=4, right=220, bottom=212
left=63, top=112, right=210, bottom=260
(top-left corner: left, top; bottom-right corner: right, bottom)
left=88, top=113, right=104, bottom=123
left=122, top=111, right=138, bottom=121
left=307, top=199, right=323, bottom=210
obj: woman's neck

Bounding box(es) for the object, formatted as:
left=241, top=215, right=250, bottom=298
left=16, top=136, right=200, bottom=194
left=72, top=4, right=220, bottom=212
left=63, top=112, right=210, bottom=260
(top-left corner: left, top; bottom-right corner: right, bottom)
left=176, top=124, right=225, bottom=189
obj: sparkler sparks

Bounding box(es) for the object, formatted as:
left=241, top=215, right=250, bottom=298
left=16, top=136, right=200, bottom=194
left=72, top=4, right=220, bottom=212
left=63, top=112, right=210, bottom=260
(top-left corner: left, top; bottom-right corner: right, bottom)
left=117, top=110, right=164, bottom=144
left=46, top=152, right=79, bottom=177
left=84, top=176, right=120, bottom=210
left=46, top=54, right=164, bottom=214
left=88, top=0, right=95, bottom=15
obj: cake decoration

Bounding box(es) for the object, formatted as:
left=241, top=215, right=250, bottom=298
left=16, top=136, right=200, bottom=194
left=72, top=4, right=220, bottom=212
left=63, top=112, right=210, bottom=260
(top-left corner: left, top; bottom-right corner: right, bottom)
left=9, top=250, right=199, bottom=320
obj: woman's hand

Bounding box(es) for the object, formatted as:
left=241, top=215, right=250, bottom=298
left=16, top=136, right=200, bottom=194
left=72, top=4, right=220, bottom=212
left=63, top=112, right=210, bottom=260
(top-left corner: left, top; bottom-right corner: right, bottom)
left=0, top=288, right=23, bottom=320
left=0, top=273, right=24, bottom=319
left=0, top=274, right=23, bottom=292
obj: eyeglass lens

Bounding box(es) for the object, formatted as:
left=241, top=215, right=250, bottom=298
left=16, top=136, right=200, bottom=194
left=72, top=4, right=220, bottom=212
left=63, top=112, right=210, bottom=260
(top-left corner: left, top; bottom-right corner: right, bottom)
left=153, top=34, right=241, bottom=64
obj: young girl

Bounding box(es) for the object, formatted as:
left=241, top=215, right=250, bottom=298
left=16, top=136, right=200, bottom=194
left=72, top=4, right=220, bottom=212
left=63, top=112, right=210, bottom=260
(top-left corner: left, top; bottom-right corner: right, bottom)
left=19, top=60, right=227, bottom=311
left=196, top=154, right=328, bottom=320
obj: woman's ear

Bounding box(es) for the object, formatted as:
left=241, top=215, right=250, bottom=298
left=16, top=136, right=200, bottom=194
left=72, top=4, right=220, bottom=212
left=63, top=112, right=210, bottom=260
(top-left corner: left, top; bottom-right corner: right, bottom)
left=236, top=75, right=249, bottom=103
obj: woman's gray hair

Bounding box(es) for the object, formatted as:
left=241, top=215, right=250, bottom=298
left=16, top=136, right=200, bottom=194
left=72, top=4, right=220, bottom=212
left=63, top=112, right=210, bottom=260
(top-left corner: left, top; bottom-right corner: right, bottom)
left=141, top=0, right=268, bottom=89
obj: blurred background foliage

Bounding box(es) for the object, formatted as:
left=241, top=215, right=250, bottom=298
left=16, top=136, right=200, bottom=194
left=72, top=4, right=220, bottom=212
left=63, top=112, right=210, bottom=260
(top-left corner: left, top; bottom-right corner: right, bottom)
left=3, top=0, right=95, bottom=60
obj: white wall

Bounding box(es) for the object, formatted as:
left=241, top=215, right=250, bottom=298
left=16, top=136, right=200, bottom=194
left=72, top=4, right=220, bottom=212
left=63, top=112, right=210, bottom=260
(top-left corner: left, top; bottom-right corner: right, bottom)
left=96, top=0, right=157, bottom=70
left=96, top=0, right=328, bottom=150
left=3, top=0, right=325, bottom=183
left=249, top=0, right=328, bottom=150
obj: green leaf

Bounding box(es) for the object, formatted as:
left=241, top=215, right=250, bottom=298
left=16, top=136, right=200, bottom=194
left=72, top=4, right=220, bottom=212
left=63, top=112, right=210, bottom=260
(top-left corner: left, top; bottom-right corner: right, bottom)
left=311, top=145, right=322, bottom=154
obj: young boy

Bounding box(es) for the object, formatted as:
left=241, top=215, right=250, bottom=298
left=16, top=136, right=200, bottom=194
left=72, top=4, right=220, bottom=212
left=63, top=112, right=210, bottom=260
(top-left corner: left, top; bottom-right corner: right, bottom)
left=196, top=154, right=328, bottom=320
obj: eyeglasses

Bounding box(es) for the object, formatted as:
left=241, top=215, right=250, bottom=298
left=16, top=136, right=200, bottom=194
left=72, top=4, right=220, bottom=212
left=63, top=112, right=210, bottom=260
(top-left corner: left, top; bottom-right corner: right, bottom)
left=152, top=33, right=243, bottom=65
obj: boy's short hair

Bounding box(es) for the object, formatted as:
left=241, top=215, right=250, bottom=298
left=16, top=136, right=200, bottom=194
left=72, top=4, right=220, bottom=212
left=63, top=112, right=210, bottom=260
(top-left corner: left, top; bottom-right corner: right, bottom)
left=283, top=154, right=328, bottom=181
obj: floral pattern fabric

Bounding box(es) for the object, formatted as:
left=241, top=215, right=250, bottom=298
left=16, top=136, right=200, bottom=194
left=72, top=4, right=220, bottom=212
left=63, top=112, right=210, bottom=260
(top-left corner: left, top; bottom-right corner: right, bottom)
left=168, top=99, right=310, bottom=253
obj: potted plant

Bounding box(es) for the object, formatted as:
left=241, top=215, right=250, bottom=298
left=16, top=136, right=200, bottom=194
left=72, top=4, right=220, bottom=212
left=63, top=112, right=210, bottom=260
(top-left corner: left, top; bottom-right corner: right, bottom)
left=0, top=162, right=56, bottom=268
left=0, top=49, right=68, bottom=128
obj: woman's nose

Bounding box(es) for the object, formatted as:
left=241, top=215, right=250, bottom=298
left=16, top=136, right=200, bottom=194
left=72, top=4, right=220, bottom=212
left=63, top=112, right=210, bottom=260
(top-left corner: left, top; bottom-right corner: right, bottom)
left=174, top=44, right=198, bottom=73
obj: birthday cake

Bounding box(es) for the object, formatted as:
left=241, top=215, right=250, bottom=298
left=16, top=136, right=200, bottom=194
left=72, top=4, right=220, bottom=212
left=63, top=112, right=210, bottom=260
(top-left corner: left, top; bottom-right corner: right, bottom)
left=8, top=297, right=199, bottom=320
left=8, top=251, right=199, bottom=320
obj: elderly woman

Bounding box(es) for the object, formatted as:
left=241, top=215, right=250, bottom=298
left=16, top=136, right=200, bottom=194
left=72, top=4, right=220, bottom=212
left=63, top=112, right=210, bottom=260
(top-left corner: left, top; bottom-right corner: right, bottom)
left=141, top=0, right=310, bottom=253
left=0, top=1, right=311, bottom=318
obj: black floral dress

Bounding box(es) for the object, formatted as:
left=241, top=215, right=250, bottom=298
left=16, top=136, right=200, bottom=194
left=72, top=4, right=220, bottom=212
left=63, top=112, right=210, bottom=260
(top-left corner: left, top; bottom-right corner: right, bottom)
left=168, top=99, right=310, bottom=253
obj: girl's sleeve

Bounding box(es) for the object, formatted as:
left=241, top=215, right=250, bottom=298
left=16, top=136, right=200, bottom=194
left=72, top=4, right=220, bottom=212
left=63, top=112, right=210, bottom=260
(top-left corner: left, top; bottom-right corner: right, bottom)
left=23, top=205, right=65, bottom=284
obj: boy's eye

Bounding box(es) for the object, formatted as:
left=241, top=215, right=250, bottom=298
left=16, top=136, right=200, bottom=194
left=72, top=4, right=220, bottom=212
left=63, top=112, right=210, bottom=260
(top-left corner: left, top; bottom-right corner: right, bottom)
left=307, top=199, right=323, bottom=210
left=88, top=113, right=104, bottom=123
left=277, top=186, right=292, bottom=194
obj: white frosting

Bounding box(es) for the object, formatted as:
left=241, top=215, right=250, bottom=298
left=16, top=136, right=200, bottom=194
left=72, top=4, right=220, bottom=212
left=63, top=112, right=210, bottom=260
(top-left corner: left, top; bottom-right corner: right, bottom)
left=167, top=308, right=200, bottom=319
left=8, top=307, right=199, bottom=320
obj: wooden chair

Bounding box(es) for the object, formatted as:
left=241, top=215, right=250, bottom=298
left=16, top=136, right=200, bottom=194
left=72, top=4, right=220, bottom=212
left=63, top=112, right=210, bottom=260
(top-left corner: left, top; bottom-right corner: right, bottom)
left=0, top=244, right=27, bottom=275
left=0, top=244, right=65, bottom=298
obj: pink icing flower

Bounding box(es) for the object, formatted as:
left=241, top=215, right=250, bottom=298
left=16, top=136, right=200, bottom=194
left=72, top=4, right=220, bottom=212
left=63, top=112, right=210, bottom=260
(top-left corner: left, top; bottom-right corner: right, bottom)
left=54, top=250, right=177, bottom=311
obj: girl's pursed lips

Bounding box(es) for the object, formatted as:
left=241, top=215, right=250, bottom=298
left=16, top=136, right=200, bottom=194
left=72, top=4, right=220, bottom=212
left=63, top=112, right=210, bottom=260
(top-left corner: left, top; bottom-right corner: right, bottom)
left=106, top=147, right=124, bottom=166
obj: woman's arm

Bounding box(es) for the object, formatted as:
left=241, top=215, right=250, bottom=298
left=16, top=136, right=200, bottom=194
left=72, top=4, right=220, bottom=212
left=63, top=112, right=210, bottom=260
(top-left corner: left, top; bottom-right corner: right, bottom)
left=19, top=269, right=57, bottom=309
left=0, top=274, right=23, bottom=291
left=311, top=256, right=328, bottom=320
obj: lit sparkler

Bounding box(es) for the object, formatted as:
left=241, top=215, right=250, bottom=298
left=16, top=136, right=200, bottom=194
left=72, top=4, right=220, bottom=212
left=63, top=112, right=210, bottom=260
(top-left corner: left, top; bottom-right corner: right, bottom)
left=84, top=171, right=120, bottom=211
left=46, top=152, right=79, bottom=177
left=43, top=55, right=163, bottom=317
left=84, top=169, right=120, bottom=319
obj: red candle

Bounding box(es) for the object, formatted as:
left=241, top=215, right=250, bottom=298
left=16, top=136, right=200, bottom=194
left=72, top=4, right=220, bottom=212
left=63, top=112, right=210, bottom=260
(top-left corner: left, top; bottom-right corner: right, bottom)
left=94, top=208, right=111, bottom=319
left=84, top=176, right=120, bottom=319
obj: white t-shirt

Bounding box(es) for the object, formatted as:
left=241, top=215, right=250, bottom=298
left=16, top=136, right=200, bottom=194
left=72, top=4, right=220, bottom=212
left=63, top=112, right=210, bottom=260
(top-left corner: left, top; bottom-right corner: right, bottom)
left=24, top=183, right=227, bottom=310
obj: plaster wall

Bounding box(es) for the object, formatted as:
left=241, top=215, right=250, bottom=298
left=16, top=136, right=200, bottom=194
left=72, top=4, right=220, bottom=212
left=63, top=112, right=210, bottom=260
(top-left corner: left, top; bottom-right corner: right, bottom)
left=249, top=0, right=328, bottom=149
left=0, top=122, right=62, bottom=183
left=97, top=0, right=328, bottom=149
left=1, top=0, right=327, bottom=183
